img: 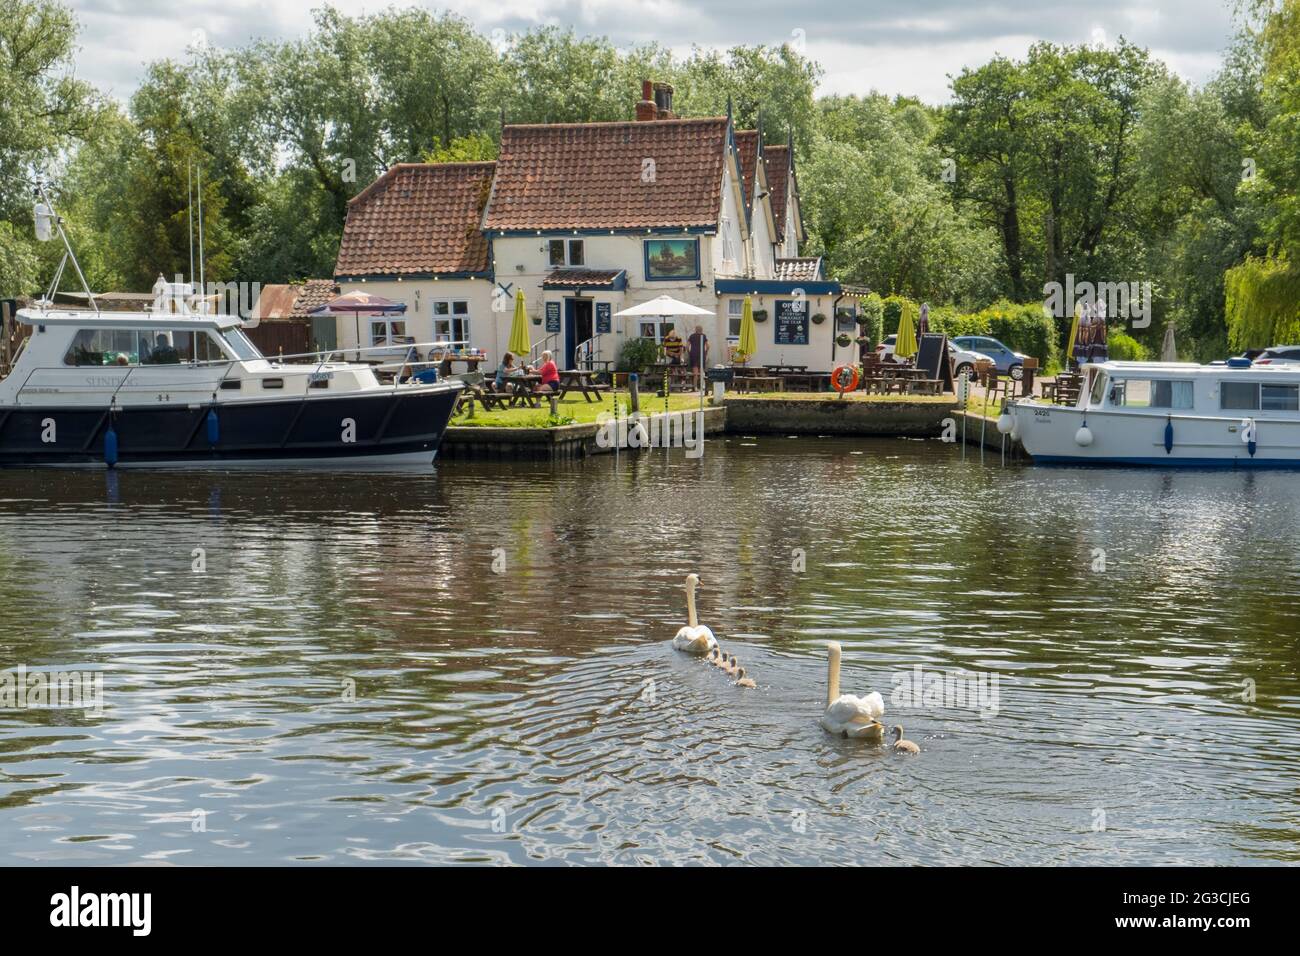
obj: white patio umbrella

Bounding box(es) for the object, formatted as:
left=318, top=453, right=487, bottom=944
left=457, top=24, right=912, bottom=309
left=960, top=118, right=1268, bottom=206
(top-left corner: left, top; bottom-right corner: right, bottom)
left=613, top=294, right=714, bottom=318
left=614, top=294, right=716, bottom=406
left=1160, top=323, right=1178, bottom=362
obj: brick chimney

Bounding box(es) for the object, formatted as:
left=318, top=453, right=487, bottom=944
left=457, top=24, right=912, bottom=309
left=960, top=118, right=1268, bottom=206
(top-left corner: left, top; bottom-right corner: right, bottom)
left=636, top=80, right=657, bottom=121
left=653, top=82, right=676, bottom=120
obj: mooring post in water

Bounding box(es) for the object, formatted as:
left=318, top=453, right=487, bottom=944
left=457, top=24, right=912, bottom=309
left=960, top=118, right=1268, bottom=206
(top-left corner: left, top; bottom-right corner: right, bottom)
left=629, top=373, right=640, bottom=414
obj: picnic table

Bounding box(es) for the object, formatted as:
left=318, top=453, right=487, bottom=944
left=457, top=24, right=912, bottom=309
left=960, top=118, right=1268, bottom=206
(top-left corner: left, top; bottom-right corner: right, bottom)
left=733, top=375, right=782, bottom=393
left=860, top=364, right=935, bottom=394
left=557, top=369, right=610, bottom=403
left=505, top=373, right=546, bottom=407
left=1043, top=373, right=1083, bottom=405
left=780, top=372, right=829, bottom=392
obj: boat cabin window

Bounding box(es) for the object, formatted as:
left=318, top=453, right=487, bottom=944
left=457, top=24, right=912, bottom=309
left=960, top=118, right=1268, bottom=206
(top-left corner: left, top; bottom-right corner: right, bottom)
left=62, top=328, right=229, bottom=366
left=1221, top=381, right=1300, bottom=411
left=1107, top=378, right=1194, bottom=409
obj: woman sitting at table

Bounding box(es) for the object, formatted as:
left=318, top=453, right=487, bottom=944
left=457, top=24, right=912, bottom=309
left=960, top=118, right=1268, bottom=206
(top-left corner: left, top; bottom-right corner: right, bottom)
left=495, top=351, right=524, bottom=388
left=533, top=350, right=560, bottom=393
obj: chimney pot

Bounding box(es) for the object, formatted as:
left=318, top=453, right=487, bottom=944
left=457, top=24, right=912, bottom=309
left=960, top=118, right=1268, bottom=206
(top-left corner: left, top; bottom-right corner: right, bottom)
left=636, top=78, right=657, bottom=121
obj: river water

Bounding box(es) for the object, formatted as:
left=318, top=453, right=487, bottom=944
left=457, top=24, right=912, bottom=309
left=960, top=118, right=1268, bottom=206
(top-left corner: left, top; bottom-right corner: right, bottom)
left=0, top=436, right=1297, bottom=865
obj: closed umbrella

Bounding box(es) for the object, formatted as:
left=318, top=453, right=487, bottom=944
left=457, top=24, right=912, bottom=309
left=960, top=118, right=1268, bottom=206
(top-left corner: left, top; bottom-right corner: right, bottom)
left=736, top=296, right=758, bottom=364
left=507, top=289, right=531, bottom=357
left=895, top=304, right=918, bottom=361
left=1160, top=322, right=1177, bottom=362
left=1065, top=302, right=1082, bottom=369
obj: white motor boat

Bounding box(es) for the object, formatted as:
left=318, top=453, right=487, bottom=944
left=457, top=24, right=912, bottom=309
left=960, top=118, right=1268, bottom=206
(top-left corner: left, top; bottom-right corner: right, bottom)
left=1007, top=359, right=1300, bottom=468
left=0, top=290, right=461, bottom=468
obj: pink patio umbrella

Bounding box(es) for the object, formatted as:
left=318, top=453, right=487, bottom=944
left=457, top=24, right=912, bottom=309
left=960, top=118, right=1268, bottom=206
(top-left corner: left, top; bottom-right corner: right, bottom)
left=308, top=290, right=408, bottom=361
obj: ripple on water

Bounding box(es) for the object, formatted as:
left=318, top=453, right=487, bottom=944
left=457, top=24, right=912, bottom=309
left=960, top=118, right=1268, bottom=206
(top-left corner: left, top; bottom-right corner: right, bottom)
left=1, top=444, right=1299, bottom=864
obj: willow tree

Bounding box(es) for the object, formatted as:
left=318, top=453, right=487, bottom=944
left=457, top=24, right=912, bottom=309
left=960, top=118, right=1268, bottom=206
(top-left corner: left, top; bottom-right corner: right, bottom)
left=1224, top=0, right=1300, bottom=346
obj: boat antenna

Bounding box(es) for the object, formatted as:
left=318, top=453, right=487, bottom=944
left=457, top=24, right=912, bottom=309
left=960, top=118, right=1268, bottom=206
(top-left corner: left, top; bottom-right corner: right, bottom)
left=196, top=163, right=206, bottom=314
left=33, top=179, right=98, bottom=314
left=188, top=163, right=195, bottom=291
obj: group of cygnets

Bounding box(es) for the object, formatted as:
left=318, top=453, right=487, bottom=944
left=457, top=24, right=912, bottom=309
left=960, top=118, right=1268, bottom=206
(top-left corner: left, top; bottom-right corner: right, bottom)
left=670, top=573, right=920, bottom=754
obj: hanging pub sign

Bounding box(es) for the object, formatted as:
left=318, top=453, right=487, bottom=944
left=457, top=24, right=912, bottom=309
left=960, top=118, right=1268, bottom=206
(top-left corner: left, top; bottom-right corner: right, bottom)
left=596, top=302, right=612, bottom=334
left=774, top=299, right=809, bottom=345
left=545, top=301, right=561, bottom=333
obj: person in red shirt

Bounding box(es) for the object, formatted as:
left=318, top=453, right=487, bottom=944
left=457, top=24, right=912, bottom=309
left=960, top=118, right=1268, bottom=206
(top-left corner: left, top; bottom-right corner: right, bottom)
left=533, top=350, right=560, bottom=392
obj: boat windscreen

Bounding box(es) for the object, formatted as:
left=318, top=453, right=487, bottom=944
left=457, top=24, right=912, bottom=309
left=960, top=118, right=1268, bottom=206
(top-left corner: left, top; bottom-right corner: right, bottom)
left=1089, top=370, right=1108, bottom=406
left=222, top=328, right=263, bottom=360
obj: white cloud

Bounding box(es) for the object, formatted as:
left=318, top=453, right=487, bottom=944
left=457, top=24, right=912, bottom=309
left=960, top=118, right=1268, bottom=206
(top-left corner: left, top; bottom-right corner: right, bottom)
left=66, top=0, right=1238, bottom=104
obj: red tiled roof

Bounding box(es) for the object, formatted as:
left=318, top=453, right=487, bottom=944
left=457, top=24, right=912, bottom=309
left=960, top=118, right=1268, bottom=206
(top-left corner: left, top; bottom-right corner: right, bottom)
left=292, top=279, right=341, bottom=318
left=484, top=118, right=730, bottom=232
left=764, top=145, right=791, bottom=240
left=775, top=257, right=822, bottom=282
left=335, top=162, right=495, bottom=277
left=734, top=130, right=760, bottom=211
left=250, top=280, right=339, bottom=321
left=542, top=269, right=626, bottom=289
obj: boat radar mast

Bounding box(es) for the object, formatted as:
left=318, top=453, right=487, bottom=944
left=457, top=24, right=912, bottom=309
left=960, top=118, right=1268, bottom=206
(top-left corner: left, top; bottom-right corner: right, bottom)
left=32, top=179, right=98, bottom=314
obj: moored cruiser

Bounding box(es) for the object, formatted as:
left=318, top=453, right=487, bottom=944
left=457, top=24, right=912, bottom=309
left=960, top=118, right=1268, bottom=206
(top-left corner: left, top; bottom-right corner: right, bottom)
left=0, top=289, right=460, bottom=468
left=1008, top=359, right=1300, bottom=468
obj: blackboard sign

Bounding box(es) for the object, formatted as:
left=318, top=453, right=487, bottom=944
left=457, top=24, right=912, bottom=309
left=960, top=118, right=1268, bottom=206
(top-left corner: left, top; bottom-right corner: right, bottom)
left=706, top=366, right=734, bottom=384
left=774, top=299, right=809, bottom=345
left=545, top=301, right=561, bottom=333
left=596, top=302, right=611, bottom=334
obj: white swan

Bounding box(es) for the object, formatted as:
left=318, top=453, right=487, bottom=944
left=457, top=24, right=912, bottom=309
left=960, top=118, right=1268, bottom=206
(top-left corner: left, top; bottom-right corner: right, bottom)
left=671, top=573, right=718, bottom=655
left=820, top=641, right=885, bottom=740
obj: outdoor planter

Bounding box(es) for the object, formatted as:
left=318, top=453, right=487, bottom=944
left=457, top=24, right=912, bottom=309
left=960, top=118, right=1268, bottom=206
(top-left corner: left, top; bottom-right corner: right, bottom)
left=811, top=312, right=827, bottom=325
left=835, top=333, right=853, bottom=348
left=752, top=309, right=768, bottom=322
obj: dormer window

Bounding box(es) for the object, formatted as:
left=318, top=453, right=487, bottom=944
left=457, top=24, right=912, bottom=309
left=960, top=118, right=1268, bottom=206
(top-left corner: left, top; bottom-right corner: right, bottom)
left=548, top=239, right=585, bottom=267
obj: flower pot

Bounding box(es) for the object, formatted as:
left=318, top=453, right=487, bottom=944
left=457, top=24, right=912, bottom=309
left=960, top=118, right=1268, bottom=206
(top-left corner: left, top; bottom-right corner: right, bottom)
left=811, top=312, right=827, bottom=325
left=752, top=310, right=768, bottom=322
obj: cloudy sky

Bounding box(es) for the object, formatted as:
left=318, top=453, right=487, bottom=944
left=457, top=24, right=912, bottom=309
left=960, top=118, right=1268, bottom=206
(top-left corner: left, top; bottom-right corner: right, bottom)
left=70, top=0, right=1239, bottom=103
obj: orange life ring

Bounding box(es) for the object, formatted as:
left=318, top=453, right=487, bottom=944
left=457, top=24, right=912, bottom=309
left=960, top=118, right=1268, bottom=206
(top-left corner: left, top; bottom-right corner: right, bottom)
left=831, top=364, right=859, bottom=393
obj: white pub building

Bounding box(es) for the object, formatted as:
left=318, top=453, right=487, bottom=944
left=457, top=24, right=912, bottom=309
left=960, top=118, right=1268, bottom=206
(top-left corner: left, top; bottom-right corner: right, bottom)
left=333, top=82, right=858, bottom=371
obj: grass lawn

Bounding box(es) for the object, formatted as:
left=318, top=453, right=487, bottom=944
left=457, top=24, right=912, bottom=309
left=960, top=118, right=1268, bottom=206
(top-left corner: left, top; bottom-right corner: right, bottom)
left=451, top=391, right=708, bottom=428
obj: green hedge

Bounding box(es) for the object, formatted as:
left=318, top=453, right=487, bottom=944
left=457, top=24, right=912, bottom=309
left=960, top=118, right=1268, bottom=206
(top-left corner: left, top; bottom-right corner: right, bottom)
left=616, top=336, right=660, bottom=372
left=856, top=293, right=884, bottom=349
left=1108, top=332, right=1149, bottom=362
left=871, top=294, right=1057, bottom=367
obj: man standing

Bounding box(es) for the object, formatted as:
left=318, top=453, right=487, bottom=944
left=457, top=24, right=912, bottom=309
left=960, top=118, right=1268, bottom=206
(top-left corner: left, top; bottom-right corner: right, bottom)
left=688, top=325, right=709, bottom=389
left=662, top=325, right=685, bottom=365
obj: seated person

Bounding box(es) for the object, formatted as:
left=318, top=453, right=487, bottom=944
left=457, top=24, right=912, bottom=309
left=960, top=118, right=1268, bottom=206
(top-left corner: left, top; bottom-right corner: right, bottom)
left=662, top=326, right=685, bottom=365
left=147, top=334, right=180, bottom=365
left=495, top=351, right=524, bottom=388
left=534, top=350, right=560, bottom=392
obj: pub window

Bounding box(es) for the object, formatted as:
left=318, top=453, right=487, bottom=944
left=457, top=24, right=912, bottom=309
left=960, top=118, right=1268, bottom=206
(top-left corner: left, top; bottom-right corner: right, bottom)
left=727, top=299, right=744, bottom=339
left=433, top=300, right=470, bottom=346
left=548, top=239, right=584, bottom=267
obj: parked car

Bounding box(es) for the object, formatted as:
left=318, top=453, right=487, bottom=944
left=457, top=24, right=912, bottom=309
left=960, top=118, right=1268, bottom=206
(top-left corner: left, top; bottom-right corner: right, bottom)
left=876, top=335, right=991, bottom=379
left=1250, top=346, right=1300, bottom=365
left=951, top=335, right=1029, bottom=379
